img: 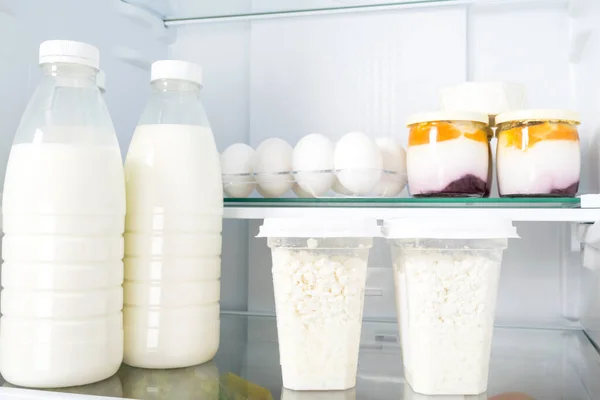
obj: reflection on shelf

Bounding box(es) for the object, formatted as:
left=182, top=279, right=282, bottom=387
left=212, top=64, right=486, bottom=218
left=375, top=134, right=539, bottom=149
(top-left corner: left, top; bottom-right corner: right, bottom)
left=1, top=315, right=597, bottom=399
left=118, top=362, right=220, bottom=399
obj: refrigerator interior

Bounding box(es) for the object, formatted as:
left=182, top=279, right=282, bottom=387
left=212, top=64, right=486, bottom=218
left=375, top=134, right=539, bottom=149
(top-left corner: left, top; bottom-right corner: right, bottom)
left=2, top=0, right=600, bottom=398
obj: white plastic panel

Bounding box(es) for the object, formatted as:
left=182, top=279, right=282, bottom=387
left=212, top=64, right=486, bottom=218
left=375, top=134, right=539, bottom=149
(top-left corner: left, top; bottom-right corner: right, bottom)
left=468, top=1, right=571, bottom=107
left=248, top=6, right=466, bottom=146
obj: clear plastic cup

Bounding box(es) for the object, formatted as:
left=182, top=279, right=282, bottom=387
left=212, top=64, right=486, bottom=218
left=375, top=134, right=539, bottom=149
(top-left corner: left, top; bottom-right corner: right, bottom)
left=404, top=383, right=487, bottom=400
left=258, top=219, right=380, bottom=391
left=281, top=387, right=356, bottom=400
left=384, top=218, right=518, bottom=396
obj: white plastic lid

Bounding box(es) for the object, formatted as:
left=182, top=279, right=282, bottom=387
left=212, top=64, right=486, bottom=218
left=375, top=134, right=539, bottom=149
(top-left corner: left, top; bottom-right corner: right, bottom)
left=439, top=82, right=527, bottom=116
left=496, top=109, right=581, bottom=125
left=39, top=40, right=99, bottom=69
left=97, top=70, right=106, bottom=92
left=406, top=110, right=489, bottom=126
left=257, top=218, right=381, bottom=238
left=151, top=60, right=202, bottom=86
left=383, top=218, right=519, bottom=239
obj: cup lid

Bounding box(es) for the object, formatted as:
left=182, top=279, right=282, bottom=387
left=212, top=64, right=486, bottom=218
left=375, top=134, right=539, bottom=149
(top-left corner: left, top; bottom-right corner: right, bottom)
left=383, top=217, right=519, bottom=239
left=257, top=218, right=381, bottom=238
left=439, top=82, right=527, bottom=116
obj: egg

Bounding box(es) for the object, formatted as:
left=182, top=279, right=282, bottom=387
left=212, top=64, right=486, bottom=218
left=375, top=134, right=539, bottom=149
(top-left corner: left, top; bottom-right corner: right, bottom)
left=253, top=138, right=294, bottom=198
left=292, top=133, right=335, bottom=197
left=334, top=132, right=383, bottom=195
left=220, top=143, right=255, bottom=198
left=293, top=184, right=315, bottom=198
left=332, top=177, right=353, bottom=195
left=372, top=138, right=407, bottom=197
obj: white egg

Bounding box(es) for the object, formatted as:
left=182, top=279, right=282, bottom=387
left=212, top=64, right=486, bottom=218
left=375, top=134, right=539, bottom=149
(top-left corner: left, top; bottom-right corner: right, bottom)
left=373, top=138, right=407, bottom=197
left=334, top=132, right=383, bottom=195
left=220, top=143, right=255, bottom=198
left=292, top=133, right=335, bottom=196
left=253, top=138, right=294, bottom=198
left=332, top=177, right=353, bottom=196
left=293, top=184, right=315, bottom=198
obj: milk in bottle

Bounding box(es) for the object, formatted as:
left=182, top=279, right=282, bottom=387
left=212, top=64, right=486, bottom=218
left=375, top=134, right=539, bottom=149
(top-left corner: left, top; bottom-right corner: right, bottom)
left=123, top=60, right=223, bottom=368
left=0, top=40, right=125, bottom=388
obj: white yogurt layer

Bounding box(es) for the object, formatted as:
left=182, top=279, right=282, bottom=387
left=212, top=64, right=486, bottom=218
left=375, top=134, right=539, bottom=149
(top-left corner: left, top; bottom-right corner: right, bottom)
left=497, top=140, right=580, bottom=195
left=407, top=136, right=489, bottom=195
left=271, top=248, right=368, bottom=391
left=394, top=249, right=502, bottom=395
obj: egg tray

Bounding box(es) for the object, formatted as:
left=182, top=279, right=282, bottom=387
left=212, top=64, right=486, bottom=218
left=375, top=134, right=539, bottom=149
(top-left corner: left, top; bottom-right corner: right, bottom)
left=222, top=169, right=408, bottom=199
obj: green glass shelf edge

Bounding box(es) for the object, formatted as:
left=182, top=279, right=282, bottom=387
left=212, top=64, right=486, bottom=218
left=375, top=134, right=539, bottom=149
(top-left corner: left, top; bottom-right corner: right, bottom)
left=225, top=197, right=580, bottom=208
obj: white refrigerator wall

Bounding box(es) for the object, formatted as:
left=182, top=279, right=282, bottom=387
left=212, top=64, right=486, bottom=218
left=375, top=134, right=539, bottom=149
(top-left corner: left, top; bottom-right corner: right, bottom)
left=171, top=1, right=600, bottom=330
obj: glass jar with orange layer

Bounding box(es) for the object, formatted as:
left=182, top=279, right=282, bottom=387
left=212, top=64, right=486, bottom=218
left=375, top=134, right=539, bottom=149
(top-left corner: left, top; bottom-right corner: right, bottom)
left=495, top=109, right=581, bottom=197
left=406, top=111, right=492, bottom=197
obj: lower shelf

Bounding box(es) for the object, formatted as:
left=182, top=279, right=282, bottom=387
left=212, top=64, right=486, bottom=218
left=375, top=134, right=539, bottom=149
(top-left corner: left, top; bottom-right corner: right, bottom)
left=0, top=314, right=599, bottom=399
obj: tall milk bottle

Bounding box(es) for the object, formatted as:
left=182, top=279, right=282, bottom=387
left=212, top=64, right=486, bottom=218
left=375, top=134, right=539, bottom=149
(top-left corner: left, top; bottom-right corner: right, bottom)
left=0, top=40, right=125, bottom=388
left=123, top=60, right=223, bottom=368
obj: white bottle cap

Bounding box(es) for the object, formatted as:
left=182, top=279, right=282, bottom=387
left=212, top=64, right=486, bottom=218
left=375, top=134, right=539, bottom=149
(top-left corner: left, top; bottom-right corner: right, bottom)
left=151, top=60, right=202, bottom=86
left=97, top=70, right=106, bottom=93
left=39, top=40, right=99, bottom=69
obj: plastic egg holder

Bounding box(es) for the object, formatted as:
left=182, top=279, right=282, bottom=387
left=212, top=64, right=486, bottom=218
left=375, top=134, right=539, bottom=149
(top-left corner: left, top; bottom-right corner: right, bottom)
left=222, top=168, right=407, bottom=199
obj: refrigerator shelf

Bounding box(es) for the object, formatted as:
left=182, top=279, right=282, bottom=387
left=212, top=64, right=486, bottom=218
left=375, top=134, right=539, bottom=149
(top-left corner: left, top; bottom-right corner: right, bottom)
left=0, top=314, right=598, bottom=399
left=122, top=0, right=566, bottom=24
left=223, top=197, right=600, bottom=222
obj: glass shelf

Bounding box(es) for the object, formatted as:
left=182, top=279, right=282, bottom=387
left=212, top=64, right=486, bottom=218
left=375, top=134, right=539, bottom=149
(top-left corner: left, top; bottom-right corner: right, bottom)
left=123, top=0, right=468, bottom=23
left=123, top=0, right=560, bottom=23
left=1, top=314, right=599, bottom=399
left=223, top=197, right=600, bottom=221
left=225, top=197, right=581, bottom=208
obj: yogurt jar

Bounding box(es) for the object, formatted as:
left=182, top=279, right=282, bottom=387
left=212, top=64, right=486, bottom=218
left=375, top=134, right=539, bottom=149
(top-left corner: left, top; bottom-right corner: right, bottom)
left=383, top=218, right=519, bottom=395
left=406, top=111, right=492, bottom=197
left=495, top=109, right=581, bottom=197
left=257, top=219, right=380, bottom=391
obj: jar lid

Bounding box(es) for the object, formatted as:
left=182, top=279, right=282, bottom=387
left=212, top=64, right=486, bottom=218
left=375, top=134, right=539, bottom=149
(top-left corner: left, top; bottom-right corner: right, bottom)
left=496, top=109, right=581, bottom=125
left=407, top=110, right=490, bottom=126
left=39, top=40, right=99, bottom=69
left=151, top=60, right=202, bottom=86
left=257, top=218, right=381, bottom=238
left=383, top=217, right=519, bottom=239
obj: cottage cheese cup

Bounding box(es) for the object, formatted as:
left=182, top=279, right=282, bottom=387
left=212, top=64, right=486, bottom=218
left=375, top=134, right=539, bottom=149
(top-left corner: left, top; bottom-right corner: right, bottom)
left=383, top=218, right=519, bottom=396
left=258, top=219, right=380, bottom=391
left=438, top=82, right=527, bottom=127
left=406, top=111, right=492, bottom=197
left=495, top=109, right=581, bottom=197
